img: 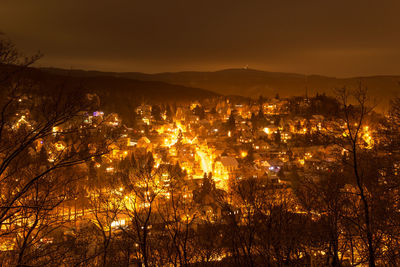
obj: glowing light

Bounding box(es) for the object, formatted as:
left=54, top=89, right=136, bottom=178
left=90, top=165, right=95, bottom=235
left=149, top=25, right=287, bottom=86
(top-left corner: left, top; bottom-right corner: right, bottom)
left=111, top=219, right=125, bottom=228
left=362, top=126, right=373, bottom=149
left=363, top=133, right=374, bottom=149
left=13, top=115, right=31, bottom=129
left=142, top=118, right=150, bottom=125
left=197, top=150, right=212, bottom=174
left=55, top=142, right=65, bottom=151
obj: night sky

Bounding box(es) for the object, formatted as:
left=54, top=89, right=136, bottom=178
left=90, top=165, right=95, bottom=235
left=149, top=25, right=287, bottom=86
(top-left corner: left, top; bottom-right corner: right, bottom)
left=1, top=0, right=399, bottom=77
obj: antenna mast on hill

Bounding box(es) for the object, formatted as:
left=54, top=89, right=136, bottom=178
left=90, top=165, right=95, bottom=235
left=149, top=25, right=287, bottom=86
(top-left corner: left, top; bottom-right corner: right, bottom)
left=305, top=75, right=309, bottom=101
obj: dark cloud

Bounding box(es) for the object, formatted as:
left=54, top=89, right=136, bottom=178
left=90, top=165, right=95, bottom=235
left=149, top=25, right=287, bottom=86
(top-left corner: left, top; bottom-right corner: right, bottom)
left=0, top=0, right=399, bottom=76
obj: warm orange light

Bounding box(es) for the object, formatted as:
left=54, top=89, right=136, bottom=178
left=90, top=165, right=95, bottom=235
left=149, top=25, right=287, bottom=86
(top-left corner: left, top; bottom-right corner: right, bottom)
left=55, top=142, right=65, bottom=151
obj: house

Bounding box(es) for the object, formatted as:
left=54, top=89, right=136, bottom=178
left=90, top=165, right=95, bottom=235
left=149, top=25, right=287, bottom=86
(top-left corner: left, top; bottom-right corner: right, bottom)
left=213, top=156, right=239, bottom=178
left=137, top=136, right=152, bottom=151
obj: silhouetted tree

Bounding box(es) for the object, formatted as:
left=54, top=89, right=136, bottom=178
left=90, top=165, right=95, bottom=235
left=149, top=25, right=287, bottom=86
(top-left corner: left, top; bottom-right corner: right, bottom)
left=151, top=105, right=162, bottom=121
left=193, top=104, right=205, bottom=120
left=227, top=113, right=236, bottom=131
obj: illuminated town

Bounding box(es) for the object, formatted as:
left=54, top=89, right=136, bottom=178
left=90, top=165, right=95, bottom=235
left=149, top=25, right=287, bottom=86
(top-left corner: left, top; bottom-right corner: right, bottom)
left=1, top=1, right=400, bottom=266
left=3, top=84, right=396, bottom=266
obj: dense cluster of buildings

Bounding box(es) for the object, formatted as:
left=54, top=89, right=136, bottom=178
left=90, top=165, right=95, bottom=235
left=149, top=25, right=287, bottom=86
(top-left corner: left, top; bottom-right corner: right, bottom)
left=2, top=93, right=383, bottom=265
left=100, top=95, right=375, bottom=193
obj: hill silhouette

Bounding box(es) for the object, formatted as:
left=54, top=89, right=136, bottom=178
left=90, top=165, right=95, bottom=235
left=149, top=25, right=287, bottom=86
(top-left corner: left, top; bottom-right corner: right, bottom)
left=4, top=67, right=219, bottom=123
left=42, top=67, right=400, bottom=111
